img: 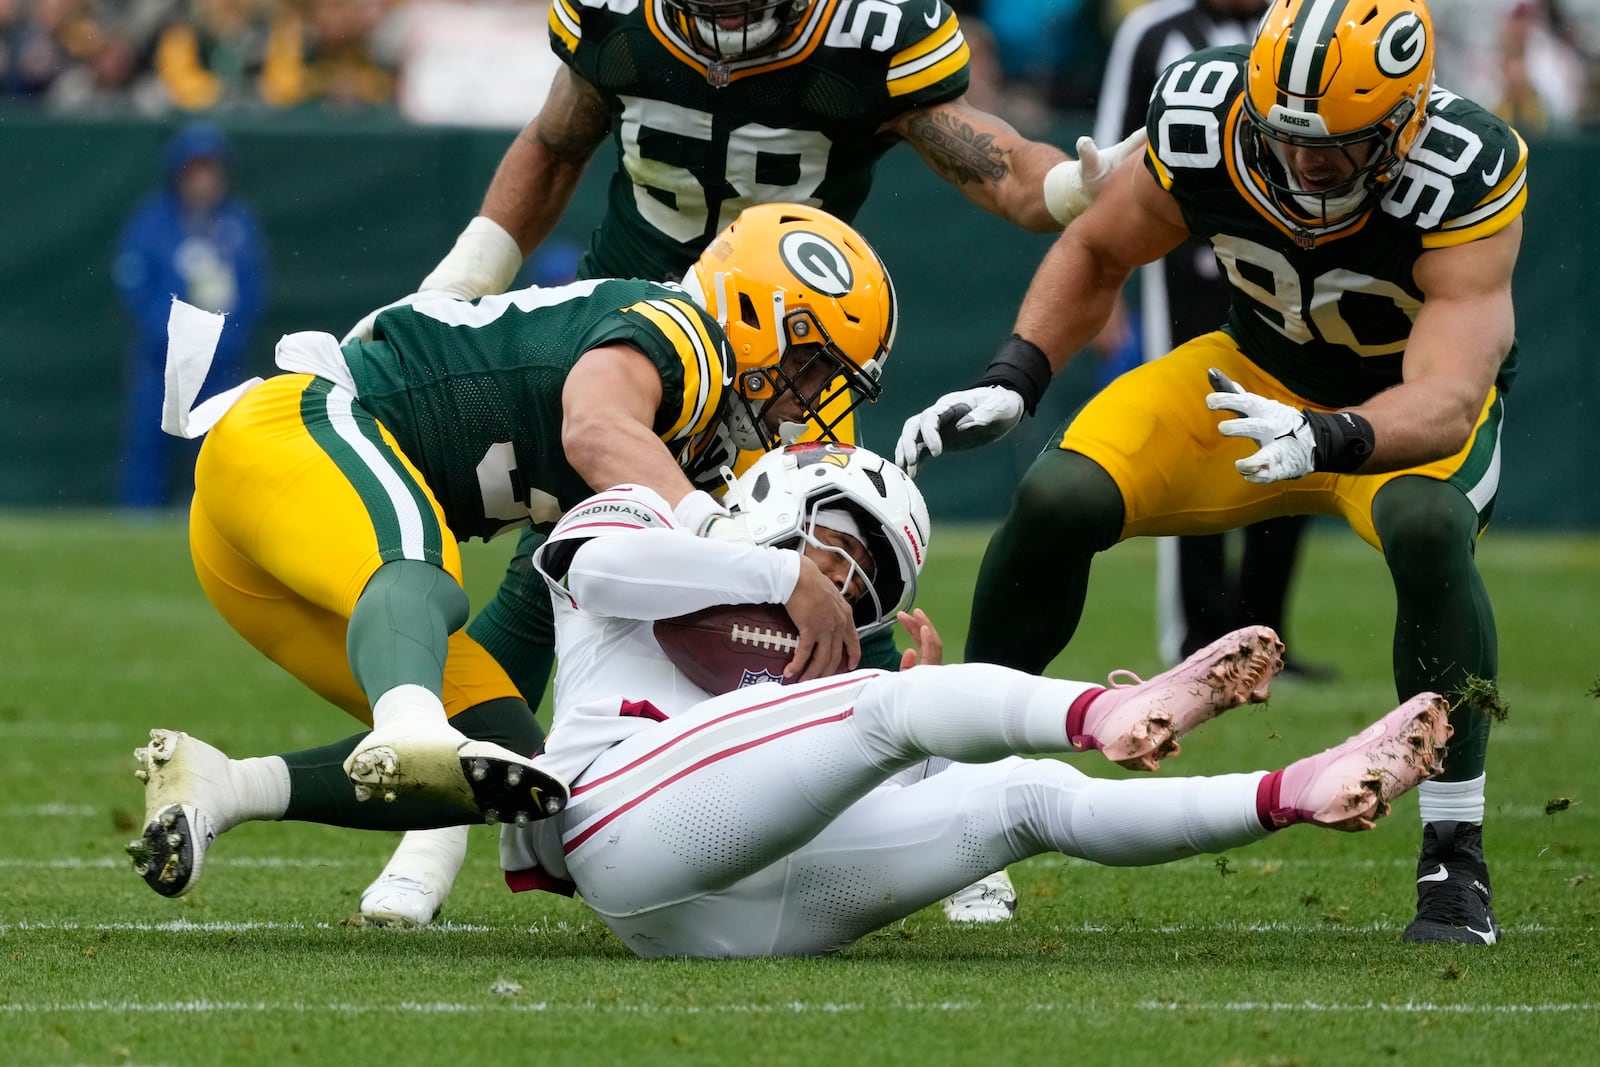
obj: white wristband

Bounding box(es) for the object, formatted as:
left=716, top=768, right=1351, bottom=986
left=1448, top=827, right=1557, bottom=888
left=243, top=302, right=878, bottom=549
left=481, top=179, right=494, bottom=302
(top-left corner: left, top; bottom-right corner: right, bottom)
left=418, top=216, right=524, bottom=301
left=1042, top=160, right=1088, bottom=228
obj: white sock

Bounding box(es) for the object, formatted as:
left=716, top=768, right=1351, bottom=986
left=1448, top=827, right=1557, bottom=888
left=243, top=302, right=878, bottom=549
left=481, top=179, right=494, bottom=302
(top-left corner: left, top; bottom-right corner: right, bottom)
left=855, top=662, right=1099, bottom=766
left=1057, top=772, right=1271, bottom=865
left=371, top=826, right=470, bottom=900
left=370, top=683, right=449, bottom=733
left=1417, top=774, right=1486, bottom=825
left=222, top=755, right=290, bottom=830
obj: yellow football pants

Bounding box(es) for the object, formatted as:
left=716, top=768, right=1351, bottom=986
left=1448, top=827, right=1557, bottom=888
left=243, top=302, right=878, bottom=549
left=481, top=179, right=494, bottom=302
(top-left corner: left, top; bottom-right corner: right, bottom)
left=189, top=374, right=522, bottom=724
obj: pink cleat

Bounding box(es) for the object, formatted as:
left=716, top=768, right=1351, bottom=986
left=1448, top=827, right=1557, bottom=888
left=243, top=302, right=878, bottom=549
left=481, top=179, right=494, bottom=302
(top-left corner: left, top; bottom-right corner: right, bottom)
left=1265, top=693, right=1452, bottom=831
left=1069, top=625, right=1285, bottom=771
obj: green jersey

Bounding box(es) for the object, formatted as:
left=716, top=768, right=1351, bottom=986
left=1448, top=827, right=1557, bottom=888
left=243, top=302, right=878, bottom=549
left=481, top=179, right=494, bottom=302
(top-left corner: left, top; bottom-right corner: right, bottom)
left=548, top=0, right=970, bottom=281
left=1145, top=45, right=1527, bottom=408
left=346, top=279, right=733, bottom=541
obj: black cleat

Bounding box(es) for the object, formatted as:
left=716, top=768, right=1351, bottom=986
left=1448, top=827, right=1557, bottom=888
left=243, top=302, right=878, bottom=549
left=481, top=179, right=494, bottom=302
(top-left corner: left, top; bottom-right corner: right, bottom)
left=458, top=742, right=569, bottom=824
left=126, top=803, right=215, bottom=898
left=1402, top=821, right=1501, bottom=945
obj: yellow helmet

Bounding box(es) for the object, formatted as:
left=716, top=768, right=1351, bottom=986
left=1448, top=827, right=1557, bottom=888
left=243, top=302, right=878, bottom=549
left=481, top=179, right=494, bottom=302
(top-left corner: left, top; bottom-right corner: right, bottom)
left=683, top=203, right=897, bottom=452
left=1242, top=0, right=1434, bottom=237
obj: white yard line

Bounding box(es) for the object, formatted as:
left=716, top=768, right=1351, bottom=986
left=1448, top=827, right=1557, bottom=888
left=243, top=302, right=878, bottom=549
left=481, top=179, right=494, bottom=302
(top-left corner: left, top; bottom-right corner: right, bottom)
left=0, top=857, right=375, bottom=870
left=0, top=918, right=1574, bottom=936
left=0, top=999, right=1594, bottom=1016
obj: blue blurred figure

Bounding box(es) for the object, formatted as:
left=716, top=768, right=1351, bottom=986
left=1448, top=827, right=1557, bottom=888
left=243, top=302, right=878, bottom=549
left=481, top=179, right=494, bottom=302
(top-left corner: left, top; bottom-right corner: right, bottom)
left=113, top=123, right=267, bottom=509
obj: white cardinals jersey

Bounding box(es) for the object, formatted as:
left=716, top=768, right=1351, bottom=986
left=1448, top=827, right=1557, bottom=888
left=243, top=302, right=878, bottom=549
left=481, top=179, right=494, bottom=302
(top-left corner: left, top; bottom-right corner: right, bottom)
left=530, top=483, right=801, bottom=788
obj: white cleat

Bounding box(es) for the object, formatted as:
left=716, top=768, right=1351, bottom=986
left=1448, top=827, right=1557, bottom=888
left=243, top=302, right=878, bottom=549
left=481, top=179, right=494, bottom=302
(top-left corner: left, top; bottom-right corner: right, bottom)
left=125, top=729, right=234, bottom=897
left=359, top=874, right=443, bottom=928
left=941, top=869, right=1019, bottom=923
left=344, top=722, right=570, bottom=824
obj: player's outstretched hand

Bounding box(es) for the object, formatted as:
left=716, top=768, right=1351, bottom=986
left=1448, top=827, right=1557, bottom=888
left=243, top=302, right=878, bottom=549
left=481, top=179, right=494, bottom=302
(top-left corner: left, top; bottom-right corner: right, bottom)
left=1204, top=368, right=1316, bottom=483
left=894, top=385, right=1026, bottom=476
left=783, top=555, right=860, bottom=682
left=1044, top=128, right=1149, bottom=225
left=1078, top=128, right=1146, bottom=203
left=896, top=609, right=942, bottom=670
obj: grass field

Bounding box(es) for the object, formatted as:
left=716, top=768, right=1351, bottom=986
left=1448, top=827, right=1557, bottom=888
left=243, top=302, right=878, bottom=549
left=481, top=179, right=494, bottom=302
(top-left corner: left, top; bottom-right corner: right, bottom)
left=1, top=512, right=1596, bottom=1067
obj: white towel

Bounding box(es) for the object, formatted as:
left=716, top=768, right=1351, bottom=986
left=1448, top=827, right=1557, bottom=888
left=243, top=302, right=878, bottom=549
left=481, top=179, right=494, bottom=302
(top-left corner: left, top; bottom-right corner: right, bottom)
left=159, top=298, right=263, bottom=440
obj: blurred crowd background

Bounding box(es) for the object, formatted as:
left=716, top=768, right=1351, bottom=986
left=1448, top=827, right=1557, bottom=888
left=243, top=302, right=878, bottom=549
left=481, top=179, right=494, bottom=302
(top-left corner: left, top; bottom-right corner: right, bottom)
left=4, top=0, right=1599, bottom=135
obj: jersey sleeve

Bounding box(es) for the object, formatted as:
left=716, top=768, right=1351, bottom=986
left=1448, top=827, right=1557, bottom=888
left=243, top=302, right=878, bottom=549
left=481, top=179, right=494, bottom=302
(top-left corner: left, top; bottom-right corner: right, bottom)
left=532, top=484, right=798, bottom=620
left=547, top=0, right=596, bottom=78
left=1141, top=46, right=1244, bottom=206
left=533, top=484, right=678, bottom=600
left=879, top=0, right=970, bottom=111
left=1403, top=90, right=1528, bottom=249
left=575, top=286, right=734, bottom=449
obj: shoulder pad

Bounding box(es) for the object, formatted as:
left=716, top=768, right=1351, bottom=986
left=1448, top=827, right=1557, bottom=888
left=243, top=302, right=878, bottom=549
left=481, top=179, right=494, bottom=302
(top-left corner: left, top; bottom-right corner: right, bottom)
left=547, top=0, right=584, bottom=61
left=548, top=0, right=634, bottom=63
left=815, top=0, right=968, bottom=102
left=615, top=291, right=734, bottom=444
left=535, top=484, right=677, bottom=588
left=551, top=484, right=678, bottom=542
left=1384, top=86, right=1529, bottom=246
left=1145, top=45, right=1246, bottom=180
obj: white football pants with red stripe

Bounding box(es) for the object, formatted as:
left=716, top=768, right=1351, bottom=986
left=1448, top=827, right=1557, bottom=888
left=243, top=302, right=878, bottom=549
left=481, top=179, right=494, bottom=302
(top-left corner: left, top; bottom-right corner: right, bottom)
left=559, top=662, right=1270, bottom=957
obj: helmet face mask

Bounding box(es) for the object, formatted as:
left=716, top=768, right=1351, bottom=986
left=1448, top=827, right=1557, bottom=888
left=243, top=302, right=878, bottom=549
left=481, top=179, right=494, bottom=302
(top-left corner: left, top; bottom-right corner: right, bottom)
left=663, top=0, right=810, bottom=61
left=1242, top=0, right=1434, bottom=239
left=726, top=442, right=929, bottom=636
left=684, top=204, right=897, bottom=453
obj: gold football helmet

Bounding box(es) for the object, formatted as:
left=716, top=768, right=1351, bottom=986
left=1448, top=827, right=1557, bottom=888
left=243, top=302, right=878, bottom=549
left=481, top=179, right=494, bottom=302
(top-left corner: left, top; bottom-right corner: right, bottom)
left=1242, top=0, right=1434, bottom=236
left=663, top=0, right=811, bottom=61
left=683, top=203, right=897, bottom=452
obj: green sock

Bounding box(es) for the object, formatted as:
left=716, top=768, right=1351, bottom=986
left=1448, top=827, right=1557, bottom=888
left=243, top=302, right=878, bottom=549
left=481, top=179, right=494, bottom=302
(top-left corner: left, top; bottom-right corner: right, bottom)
left=1375, top=477, right=1499, bottom=782
left=277, top=699, right=546, bottom=828
left=280, top=734, right=477, bottom=829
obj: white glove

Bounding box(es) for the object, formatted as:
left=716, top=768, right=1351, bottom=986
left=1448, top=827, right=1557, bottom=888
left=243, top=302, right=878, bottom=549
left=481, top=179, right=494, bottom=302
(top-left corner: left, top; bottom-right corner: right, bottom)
left=345, top=217, right=523, bottom=344
left=672, top=489, right=757, bottom=542
left=1042, top=128, right=1149, bottom=227
left=1204, top=368, right=1316, bottom=483
left=894, top=385, right=1026, bottom=477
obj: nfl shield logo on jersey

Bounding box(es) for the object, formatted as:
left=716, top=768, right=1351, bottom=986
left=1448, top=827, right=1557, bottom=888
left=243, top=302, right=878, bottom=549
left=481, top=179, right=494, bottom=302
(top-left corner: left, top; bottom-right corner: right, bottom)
left=707, top=61, right=731, bottom=88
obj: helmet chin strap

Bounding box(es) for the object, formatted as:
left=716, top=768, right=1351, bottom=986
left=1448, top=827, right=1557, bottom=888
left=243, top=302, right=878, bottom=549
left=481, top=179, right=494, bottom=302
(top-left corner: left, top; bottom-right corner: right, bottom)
left=771, top=287, right=788, bottom=358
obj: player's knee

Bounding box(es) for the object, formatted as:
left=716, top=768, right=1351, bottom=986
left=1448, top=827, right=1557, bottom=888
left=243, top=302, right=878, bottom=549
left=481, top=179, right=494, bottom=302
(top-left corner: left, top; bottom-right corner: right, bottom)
left=1008, top=451, right=1124, bottom=551
left=1375, top=479, right=1478, bottom=575
left=1001, top=758, right=1087, bottom=855
left=357, top=559, right=469, bottom=632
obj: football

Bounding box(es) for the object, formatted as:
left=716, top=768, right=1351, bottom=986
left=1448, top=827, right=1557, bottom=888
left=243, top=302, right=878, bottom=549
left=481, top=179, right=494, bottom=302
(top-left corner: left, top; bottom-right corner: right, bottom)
left=653, top=603, right=800, bottom=696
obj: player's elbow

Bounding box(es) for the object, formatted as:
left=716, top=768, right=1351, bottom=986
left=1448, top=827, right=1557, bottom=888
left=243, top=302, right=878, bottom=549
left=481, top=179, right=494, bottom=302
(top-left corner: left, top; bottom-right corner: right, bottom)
left=1428, top=390, right=1491, bottom=459
left=560, top=410, right=605, bottom=458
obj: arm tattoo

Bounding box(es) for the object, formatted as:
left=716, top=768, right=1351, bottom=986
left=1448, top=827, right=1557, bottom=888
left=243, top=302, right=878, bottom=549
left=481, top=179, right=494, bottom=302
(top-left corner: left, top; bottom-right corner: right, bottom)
left=904, top=109, right=1011, bottom=186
